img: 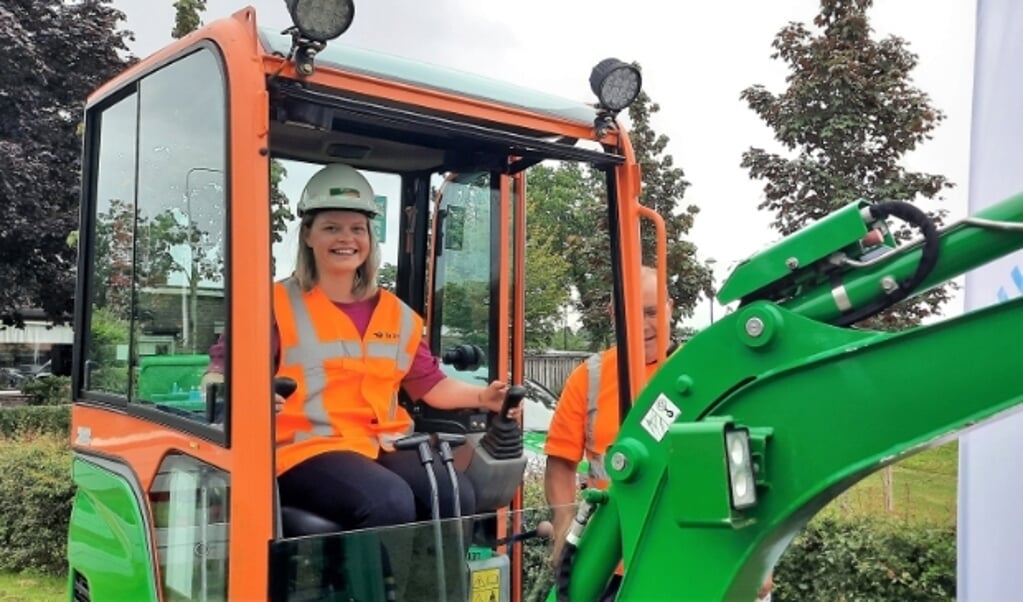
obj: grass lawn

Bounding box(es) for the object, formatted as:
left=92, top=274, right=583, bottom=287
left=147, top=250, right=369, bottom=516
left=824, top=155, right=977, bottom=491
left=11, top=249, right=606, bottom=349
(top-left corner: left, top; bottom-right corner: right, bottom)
left=818, top=439, right=958, bottom=526
left=0, top=572, right=65, bottom=602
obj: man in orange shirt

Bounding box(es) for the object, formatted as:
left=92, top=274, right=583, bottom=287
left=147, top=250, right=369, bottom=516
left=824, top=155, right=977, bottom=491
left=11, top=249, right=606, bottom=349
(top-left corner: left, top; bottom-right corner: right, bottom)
left=543, top=266, right=774, bottom=601
left=543, top=266, right=672, bottom=568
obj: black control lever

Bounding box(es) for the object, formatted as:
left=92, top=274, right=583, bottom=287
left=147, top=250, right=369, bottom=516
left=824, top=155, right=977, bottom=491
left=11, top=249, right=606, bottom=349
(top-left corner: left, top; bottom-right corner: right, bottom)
left=493, top=520, right=554, bottom=548
left=433, top=432, right=467, bottom=449
left=274, top=376, right=298, bottom=399
left=481, top=385, right=526, bottom=460
left=500, top=385, right=527, bottom=420
left=394, top=433, right=448, bottom=600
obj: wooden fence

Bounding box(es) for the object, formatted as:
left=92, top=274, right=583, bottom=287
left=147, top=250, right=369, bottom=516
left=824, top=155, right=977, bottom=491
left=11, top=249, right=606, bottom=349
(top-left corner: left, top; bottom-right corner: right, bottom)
left=524, top=352, right=591, bottom=395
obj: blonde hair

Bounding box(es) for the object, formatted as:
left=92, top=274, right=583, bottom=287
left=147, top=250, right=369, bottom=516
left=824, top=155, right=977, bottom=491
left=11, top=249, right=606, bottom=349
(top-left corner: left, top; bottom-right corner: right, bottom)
left=293, top=210, right=381, bottom=298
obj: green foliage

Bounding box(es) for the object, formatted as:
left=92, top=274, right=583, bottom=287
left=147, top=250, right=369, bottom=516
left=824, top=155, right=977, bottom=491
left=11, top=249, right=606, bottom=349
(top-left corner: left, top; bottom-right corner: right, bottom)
left=0, top=0, right=135, bottom=324
left=740, top=0, right=953, bottom=329
left=523, top=236, right=571, bottom=351
left=20, top=376, right=71, bottom=406
left=525, top=163, right=603, bottom=347
left=440, top=281, right=490, bottom=347
left=88, top=305, right=130, bottom=365
left=521, top=476, right=556, bottom=602
left=553, top=326, right=592, bottom=352
left=774, top=516, right=955, bottom=601
left=171, top=0, right=207, bottom=39
left=0, top=405, right=70, bottom=439
left=0, top=433, right=74, bottom=575
left=271, top=159, right=296, bottom=247
left=378, top=262, right=397, bottom=291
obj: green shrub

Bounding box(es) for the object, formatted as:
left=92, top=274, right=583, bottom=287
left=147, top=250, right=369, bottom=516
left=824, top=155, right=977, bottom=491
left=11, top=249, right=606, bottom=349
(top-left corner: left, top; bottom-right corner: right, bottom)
left=521, top=475, right=555, bottom=602
left=20, top=376, right=71, bottom=406
left=774, top=515, right=955, bottom=601
left=0, top=405, right=71, bottom=438
left=0, top=433, right=75, bottom=575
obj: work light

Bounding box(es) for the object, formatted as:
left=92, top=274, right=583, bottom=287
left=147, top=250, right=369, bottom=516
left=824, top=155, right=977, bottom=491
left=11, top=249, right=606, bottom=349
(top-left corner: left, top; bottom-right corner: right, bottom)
left=725, top=427, right=757, bottom=509
left=589, top=58, right=642, bottom=112
left=286, top=0, right=355, bottom=43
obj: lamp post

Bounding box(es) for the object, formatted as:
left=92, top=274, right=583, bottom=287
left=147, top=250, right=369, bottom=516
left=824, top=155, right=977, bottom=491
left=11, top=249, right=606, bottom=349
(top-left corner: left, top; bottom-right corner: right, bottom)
left=706, top=258, right=718, bottom=325
left=183, top=167, right=222, bottom=352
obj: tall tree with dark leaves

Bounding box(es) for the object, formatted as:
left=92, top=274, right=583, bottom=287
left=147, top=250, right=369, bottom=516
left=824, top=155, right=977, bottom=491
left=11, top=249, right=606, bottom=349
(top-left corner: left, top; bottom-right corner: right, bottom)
left=740, top=0, right=954, bottom=330
left=0, top=0, right=134, bottom=324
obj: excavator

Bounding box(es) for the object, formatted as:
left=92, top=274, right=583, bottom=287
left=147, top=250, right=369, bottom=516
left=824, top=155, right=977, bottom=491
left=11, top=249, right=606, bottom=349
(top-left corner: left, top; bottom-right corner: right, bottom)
left=64, top=1, right=1023, bottom=600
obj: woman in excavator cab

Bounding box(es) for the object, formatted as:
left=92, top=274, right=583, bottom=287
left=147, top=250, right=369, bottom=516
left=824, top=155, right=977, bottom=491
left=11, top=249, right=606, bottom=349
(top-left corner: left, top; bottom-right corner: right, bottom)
left=207, top=162, right=520, bottom=533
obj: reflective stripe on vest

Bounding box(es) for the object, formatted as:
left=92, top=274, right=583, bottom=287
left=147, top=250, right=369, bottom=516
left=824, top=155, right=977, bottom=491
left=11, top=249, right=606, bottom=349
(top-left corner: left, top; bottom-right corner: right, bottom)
left=279, top=279, right=417, bottom=451
left=585, top=352, right=610, bottom=486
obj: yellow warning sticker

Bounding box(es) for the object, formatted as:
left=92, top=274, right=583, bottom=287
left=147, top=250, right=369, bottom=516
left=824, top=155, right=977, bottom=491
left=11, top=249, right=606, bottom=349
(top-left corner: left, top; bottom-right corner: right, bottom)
left=470, top=567, right=501, bottom=602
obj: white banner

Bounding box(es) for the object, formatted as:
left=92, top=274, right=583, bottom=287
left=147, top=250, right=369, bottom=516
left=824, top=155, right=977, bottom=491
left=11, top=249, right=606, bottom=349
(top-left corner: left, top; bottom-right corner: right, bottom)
left=958, top=0, right=1023, bottom=598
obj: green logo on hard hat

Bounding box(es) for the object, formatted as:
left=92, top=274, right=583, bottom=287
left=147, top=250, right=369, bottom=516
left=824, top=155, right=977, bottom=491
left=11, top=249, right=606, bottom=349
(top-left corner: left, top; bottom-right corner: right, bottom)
left=329, top=187, right=362, bottom=199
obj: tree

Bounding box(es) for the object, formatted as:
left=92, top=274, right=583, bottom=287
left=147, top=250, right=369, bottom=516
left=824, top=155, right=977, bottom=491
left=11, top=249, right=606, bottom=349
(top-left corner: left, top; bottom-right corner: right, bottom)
left=740, top=0, right=954, bottom=329
left=524, top=163, right=603, bottom=347
left=171, top=0, right=207, bottom=39
left=378, top=262, right=397, bottom=291
left=527, top=87, right=713, bottom=350
left=0, top=0, right=134, bottom=324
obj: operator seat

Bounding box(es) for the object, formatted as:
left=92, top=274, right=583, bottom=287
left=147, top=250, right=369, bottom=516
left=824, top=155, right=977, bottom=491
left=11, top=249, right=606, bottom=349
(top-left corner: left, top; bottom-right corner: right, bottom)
left=280, top=506, right=342, bottom=537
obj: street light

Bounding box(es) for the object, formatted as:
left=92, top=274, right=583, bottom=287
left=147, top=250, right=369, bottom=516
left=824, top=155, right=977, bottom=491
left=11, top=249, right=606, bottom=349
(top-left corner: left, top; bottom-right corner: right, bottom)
left=706, top=258, right=718, bottom=324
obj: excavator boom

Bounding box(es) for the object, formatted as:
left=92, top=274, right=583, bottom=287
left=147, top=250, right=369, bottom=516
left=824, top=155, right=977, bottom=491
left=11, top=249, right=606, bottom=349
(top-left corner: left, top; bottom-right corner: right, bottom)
left=559, top=191, right=1023, bottom=600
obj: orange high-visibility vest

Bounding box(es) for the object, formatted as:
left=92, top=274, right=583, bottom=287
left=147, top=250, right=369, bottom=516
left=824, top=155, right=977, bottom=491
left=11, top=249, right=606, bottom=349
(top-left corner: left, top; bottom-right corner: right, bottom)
left=581, top=348, right=663, bottom=489
left=273, top=278, right=422, bottom=475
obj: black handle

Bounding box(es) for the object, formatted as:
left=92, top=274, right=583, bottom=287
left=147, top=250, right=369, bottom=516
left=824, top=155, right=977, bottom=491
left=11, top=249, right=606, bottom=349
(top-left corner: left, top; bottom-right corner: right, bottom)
left=500, top=385, right=527, bottom=420
left=274, top=376, right=298, bottom=399
left=394, top=433, right=432, bottom=451
left=441, top=344, right=485, bottom=372
left=435, top=432, right=467, bottom=448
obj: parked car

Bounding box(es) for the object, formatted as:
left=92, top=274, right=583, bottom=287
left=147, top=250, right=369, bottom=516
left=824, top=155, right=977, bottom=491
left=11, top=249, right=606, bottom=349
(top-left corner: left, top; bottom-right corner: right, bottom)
left=0, top=367, right=28, bottom=389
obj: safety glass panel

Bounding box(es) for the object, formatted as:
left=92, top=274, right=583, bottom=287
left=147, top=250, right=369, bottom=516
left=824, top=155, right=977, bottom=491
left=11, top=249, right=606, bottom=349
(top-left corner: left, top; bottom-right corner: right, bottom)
left=130, top=48, right=228, bottom=427
left=151, top=454, right=231, bottom=602
left=268, top=505, right=563, bottom=602
left=430, top=172, right=495, bottom=366
left=84, top=93, right=138, bottom=396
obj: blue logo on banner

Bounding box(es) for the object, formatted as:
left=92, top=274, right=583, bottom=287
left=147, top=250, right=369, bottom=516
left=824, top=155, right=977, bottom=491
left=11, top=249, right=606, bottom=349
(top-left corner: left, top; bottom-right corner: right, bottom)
left=995, top=265, right=1023, bottom=303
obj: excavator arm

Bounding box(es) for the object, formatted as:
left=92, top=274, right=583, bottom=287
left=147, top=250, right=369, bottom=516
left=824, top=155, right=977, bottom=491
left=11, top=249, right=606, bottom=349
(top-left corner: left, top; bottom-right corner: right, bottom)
left=557, top=191, right=1023, bottom=600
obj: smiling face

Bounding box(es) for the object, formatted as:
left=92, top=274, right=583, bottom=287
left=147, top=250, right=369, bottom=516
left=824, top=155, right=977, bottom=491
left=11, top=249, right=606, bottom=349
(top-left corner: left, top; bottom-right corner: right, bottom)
left=640, top=269, right=673, bottom=364
left=303, top=210, right=372, bottom=276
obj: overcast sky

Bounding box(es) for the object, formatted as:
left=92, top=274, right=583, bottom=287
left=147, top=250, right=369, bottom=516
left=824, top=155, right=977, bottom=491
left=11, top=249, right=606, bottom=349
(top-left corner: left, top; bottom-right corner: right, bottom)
left=110, top=0, right=977, bottom=326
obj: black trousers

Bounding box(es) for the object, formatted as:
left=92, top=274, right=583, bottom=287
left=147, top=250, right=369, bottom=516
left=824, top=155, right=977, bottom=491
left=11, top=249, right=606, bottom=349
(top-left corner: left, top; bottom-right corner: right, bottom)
left=277, top=448, right=477, bottom=529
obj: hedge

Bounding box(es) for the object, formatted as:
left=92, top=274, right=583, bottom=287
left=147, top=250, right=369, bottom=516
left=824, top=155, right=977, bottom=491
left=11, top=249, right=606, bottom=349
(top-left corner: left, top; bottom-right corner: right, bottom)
left=0, top=433, right=74, bottom=575
left=0, top=404, right=71, bottom=439
left=20, top=376, right=72, bottom=406
left=773, top=515, right=955, bottom=601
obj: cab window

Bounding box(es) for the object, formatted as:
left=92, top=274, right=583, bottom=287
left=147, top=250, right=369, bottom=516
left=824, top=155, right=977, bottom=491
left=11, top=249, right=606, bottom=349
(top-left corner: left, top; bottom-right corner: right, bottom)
left=431, top=172, right=495, bottom=359
left=82, top=47, right=228, bottom=432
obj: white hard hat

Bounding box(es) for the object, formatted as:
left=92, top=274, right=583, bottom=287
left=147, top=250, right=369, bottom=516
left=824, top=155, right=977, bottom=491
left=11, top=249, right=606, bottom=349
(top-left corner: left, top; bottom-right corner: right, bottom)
left=297, top=163, right=379, bottom=218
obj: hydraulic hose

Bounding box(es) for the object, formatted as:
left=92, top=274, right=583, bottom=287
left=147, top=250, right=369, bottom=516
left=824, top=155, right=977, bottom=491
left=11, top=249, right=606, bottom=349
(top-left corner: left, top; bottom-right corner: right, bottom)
left=554, top=498, right=612, bottom=602
left=833, top=200, right=941, bottom=327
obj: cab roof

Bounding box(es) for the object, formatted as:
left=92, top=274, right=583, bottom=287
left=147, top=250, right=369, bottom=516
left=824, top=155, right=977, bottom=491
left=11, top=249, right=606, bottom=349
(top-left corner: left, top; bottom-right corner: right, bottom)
left=258, top=28, right=600, bottom=129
